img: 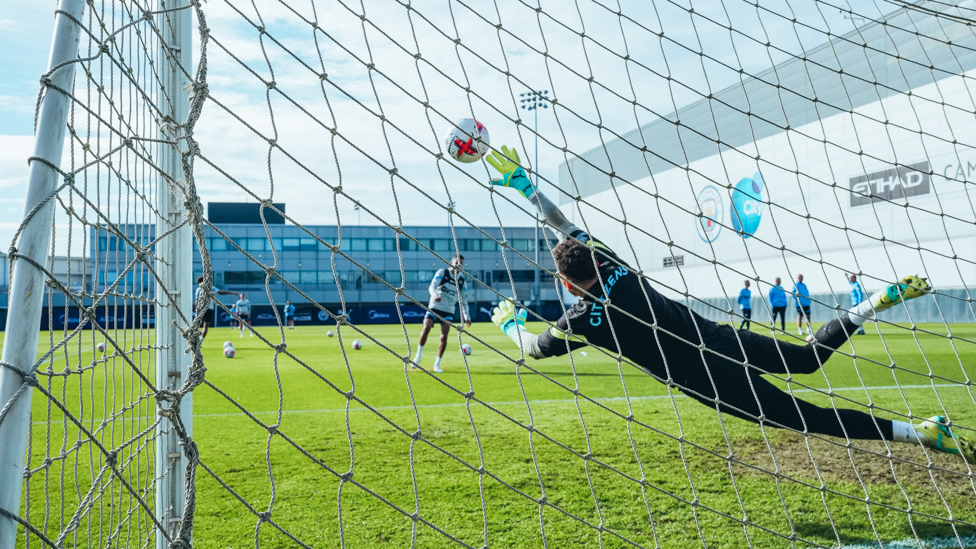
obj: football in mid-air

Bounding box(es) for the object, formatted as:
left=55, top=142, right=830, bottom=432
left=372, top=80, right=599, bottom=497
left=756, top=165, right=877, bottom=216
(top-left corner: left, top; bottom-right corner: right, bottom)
left=223, top=341, right=234, bottom=349
left=352, top=340, right=363, bottom=350
left=444, top=118, right=489, bottom=163
left=461, top=344, right=472, bottom=356
left=327, top=331, right=334, bottom=338
left=96, top=342, right=106, bottom=353
left=224, top=347, right=236, bottom=358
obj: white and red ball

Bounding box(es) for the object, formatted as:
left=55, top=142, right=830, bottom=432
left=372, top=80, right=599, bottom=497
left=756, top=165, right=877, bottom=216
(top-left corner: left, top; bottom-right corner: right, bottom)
left=327, top=331, right=334, bottom=338
left=352, top=340, right=363, bottom=350
left=461, top=343, right=472, bottom=356
left=224, top=347, right=236, bottom=358
left=223, top=341, right=234, bottom=349
left=444, top=118, right=490, bottom=163
left=96, top=342, right=106, bottom=353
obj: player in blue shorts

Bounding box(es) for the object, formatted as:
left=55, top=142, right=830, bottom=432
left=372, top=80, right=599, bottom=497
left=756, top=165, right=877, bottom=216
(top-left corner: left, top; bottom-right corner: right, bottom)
left=485, top=145, right=973, bottom=464
left=284, top=300, right=296, bottom=330
left=793, top=275, right=812, bottom=337
left=412, top=255, right=472, bottom=373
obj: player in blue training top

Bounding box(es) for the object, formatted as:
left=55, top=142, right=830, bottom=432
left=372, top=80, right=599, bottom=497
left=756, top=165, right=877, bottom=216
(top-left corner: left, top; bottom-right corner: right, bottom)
left=412, top=254, right=472, bottom=373
left=737, top=280, right=752, bottom=330
left=793, top=274, right=812, bottom=337
left=846, top=273, right=867, bottom=335
left=284, top=300, right=296, bottom=330
left=768, top=277, right=788, bottom=333
left=484, top=145, right=972, bottom=464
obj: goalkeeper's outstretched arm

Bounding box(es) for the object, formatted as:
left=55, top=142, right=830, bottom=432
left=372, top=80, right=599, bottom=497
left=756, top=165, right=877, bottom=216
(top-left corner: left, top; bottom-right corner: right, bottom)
left=486, top=145, right=578, bottom=241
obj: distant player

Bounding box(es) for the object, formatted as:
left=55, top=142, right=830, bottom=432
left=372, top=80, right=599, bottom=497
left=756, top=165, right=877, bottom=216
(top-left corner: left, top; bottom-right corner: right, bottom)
left=846, top=273, right=867, bottom=335
left=486, top=145, right=973, bottom=463
left=412, top=255, right=472, bottom=373
left=768, top=277, right=788, bottom=333
left=235, top=293, right=253, bottom=337
left=194, top=276, right=240, bottom=342
left=794, top=274, right=812, bottom=336
left=284, top=300, right=296, bottom=329
left=737, top=280, right=752, bottom=330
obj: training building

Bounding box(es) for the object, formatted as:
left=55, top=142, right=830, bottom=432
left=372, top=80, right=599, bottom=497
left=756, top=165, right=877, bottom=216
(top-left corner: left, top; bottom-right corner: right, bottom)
left=558, top=4, right=976, bottom=324
left=81, top=202, right=560, bottom=329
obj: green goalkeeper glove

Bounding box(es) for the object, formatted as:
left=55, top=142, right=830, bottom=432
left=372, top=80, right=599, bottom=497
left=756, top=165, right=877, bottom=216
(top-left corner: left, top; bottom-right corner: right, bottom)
left=491, top=300, right=528, bottom=338
left=486, top=146, right=535, bottom=200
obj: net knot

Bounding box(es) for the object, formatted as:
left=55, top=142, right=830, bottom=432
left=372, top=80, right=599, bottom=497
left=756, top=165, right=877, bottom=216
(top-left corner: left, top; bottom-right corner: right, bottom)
left=463, top=391, right=474, bottom=400
left=39, top=76, right=52, bottom=87
left=258, top=511, right=272, bottom=522
left=339, top=471, right=353, bottom=481
left=169, top=541, right=190, bottom=549
left=99, top=42, right=111, bottom=54
left=336, top=314, right=348, bottom=325
left=537, top=496, right=547, bottom=505
left=22, top=373, right=39, bottom=388
left=274, top=343, right=286, bottom=352
left=410, top=430, right=422, bottom=441
left=105, top=450, right=118, bottom=466
left=267, top=425, right=279, bottom=436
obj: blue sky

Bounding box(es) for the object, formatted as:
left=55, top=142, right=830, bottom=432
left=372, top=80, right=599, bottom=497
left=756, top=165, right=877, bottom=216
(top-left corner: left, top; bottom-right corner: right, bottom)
left=0, top=0, right=881, bottom=255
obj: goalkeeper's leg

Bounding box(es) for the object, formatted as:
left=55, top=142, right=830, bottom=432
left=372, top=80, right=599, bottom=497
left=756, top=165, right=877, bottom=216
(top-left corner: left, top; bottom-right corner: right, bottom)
left=685, top=368, right=975, bottom=463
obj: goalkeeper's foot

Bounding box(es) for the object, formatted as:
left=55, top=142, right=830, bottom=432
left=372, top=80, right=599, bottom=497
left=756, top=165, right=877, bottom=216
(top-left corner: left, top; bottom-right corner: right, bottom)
left=869, top=275, right=930, bottom=313
left=915, top=416, right=976, bottom=464
left=433, top=363, right=444, bottom=373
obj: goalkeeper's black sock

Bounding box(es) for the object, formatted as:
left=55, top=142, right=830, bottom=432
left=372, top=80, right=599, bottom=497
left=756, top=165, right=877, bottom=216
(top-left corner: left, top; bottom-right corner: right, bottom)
left=810, top=314, right=860, bottom=361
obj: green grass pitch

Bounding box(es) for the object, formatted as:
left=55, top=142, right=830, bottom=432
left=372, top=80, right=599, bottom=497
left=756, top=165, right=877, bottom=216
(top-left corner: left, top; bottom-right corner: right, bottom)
left=15, top=321, right=976, bottom=548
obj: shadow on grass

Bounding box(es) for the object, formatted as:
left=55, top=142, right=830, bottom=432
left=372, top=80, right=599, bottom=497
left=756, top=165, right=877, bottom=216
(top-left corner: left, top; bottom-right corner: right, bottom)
left=792, top=519, right=976, bottom=547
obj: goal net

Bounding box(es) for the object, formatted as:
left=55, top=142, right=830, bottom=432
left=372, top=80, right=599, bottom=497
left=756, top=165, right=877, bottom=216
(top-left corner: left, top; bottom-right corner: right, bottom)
left=3, top=0, right=976, bottom=547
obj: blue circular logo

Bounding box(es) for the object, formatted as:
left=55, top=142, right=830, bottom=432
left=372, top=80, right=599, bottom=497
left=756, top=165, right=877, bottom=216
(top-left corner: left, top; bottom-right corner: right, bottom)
left=730, top=172, right=764, bottom=239
left=696, top=186, right=724, bottom=243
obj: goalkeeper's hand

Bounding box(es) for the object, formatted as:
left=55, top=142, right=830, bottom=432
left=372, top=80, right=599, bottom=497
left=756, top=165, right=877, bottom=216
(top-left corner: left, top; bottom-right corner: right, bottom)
left=491, top=300, right=528, bottom=336
left=486, top=146, right=535, bottom=200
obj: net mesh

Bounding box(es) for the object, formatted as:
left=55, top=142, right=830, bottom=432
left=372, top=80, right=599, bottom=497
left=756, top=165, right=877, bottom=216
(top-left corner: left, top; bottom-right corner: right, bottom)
left=4, top=0, right=976, bottom=547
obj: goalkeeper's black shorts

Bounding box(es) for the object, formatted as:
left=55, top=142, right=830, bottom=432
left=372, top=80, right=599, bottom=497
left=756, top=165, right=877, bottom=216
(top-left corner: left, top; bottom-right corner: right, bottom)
left=680, top=315, right=892, bottom=441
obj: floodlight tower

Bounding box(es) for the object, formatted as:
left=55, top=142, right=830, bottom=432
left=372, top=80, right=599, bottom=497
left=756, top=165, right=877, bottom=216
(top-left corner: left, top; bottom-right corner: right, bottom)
left=519, top=90, right=549, bottom=305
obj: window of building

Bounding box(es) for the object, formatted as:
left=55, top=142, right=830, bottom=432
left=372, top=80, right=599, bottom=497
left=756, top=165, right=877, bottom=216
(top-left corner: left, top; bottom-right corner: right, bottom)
left=368, top=238, right=394, bottom=252
left=246, top=238, right=265, bottom=252
left=349, top=238, right=368, bottom=251
left=317, top=237, right=336, bottom=251
left=432, top=239, right=451, bottom=252
left=300, top=238, right=317, bottom=251
left=279, top=271, right=301, bottom=284
left=269, top=237, right=282, bottom=251
left=282, top=238, right=300, bottom=252
left=208, top=237, right=228, bottom=251
left=300, top=270, right=318, bottom=283
left=493, top=270, right=535, bottom=283
left=224, top=271, right=264, bottom=285
left=481, top=238, right=500, bottom=251
left=539, top=238, right=558, bottom=251
left=400, top=238, right=422, bottom=251
left=511, top=239, right=535, bottom=252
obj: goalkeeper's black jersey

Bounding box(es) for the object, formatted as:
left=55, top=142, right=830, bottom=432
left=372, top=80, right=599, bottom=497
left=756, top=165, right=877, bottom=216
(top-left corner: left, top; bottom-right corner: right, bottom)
left=535, top=230, right=725, bottom=384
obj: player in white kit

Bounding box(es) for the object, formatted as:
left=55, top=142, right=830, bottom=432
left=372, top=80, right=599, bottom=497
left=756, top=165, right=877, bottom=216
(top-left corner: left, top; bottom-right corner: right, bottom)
left=413, top=254, right=471, bottom=372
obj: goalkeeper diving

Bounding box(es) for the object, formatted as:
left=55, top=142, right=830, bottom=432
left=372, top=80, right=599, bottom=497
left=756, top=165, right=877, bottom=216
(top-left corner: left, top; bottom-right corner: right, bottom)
left=486, top=145, right=974, bottom=464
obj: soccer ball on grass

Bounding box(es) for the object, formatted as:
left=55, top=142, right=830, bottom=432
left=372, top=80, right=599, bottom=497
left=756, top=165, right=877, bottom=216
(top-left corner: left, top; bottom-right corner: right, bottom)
left=224, top=347, right=236, bottom=358
left=96, top=342, right=106, bottom=353
left=327, top=331, right=334, bottom=338
left=461, top=344, right=472, bottom=356
left=352, top=340, right=363, bottom=350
